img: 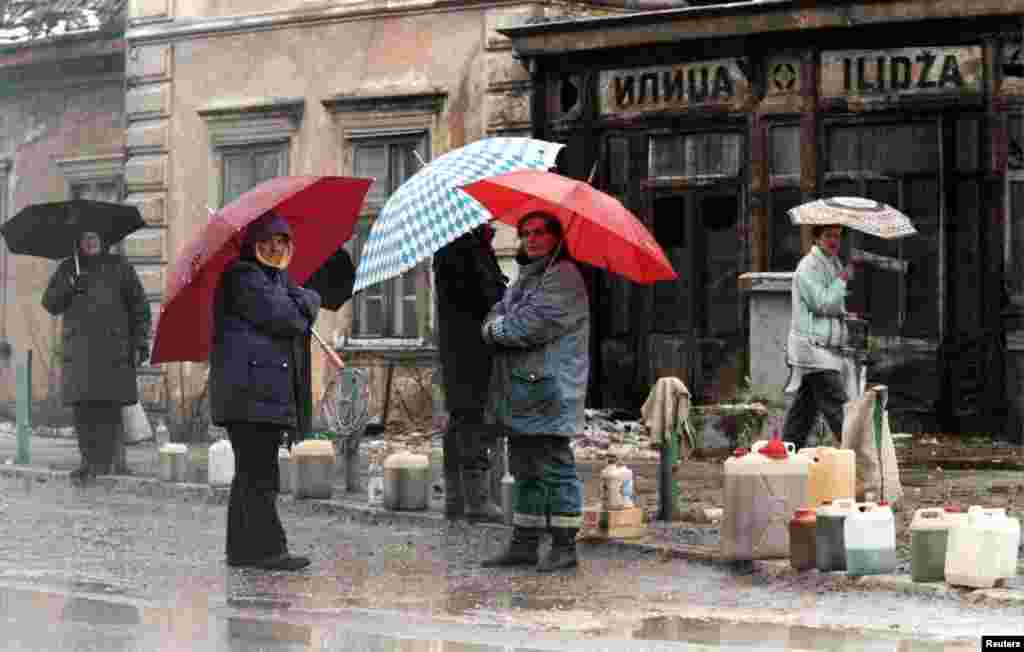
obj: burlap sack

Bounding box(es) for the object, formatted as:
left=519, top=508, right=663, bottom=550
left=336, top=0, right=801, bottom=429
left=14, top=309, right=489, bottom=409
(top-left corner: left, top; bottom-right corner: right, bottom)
left=840, top=385, right=903, bottom=508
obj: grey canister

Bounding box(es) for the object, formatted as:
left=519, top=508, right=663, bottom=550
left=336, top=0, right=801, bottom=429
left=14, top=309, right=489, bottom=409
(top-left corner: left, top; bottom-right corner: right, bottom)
left=816, top=498, right=855, bottom=572
left=382, top=451, right=429, bottom=511
left=292, top=440, right=336, bottom=500
left=158, top=443, right=189, bottom=483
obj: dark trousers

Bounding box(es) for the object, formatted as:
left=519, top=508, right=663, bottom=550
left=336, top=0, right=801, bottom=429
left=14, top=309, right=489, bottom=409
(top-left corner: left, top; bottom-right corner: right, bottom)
left=226, top=424, right=288, bottom=564
left=509, top=435, right=582, bottom=531
left=72, top=402, right=124, bottom=475
left=781, top=369, right=848, bottom=449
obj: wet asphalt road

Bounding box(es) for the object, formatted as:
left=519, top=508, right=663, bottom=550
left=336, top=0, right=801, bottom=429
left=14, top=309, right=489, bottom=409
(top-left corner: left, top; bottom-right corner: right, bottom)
left=0, top=474, right=1018, bottom=651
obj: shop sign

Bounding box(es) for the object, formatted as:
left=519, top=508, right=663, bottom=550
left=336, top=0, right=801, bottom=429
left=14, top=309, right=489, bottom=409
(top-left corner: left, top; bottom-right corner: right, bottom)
left=820, top=46, right=982, bottom=99
left=599, top=59, right=751, bottom=115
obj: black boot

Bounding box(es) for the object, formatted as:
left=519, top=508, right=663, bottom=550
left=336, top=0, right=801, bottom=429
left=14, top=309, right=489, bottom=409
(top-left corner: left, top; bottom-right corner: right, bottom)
left=482, top=528, right=540, bottom=567
left=463, top=469, right=503, bottom=523
left=537, top=528, right=578, bottom=572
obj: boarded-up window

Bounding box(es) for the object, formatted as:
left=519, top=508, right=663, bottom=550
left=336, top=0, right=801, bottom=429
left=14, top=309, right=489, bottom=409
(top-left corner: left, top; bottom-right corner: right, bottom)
left=350, top=136, right=427, bottom=339
left=649, top=132, right=742, bottom=178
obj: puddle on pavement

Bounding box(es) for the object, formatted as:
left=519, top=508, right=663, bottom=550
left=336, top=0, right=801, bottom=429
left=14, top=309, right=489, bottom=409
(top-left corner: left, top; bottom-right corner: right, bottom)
left=0, top=583, right=983, bottom=652
left=633, top=616, right=975, bottom=651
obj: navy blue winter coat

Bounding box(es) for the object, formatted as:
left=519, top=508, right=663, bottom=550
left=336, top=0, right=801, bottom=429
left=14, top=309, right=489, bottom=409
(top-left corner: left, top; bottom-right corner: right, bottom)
left=209, top=257, right=320, bottom=429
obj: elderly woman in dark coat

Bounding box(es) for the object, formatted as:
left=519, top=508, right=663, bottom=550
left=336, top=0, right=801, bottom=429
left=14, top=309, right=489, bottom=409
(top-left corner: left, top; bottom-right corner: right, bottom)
left=42, top=230, right=151, bottom=482
left=480, top=212, right=590, bottom=572
left=209, top=212, right=320, bottom=571
left=433, top=223, right=507, bottom=520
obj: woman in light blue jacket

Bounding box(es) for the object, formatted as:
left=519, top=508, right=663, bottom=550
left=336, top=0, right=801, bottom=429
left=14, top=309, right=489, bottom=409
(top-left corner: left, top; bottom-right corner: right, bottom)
left=480, top=211, right=589, bottom=572
left=781, top=224, right=860, bottom=448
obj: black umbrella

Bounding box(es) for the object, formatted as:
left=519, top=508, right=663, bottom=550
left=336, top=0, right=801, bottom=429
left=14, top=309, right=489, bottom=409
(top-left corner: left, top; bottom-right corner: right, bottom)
left=1, top=199, right=145, bottom=262
left=302, top=246, right=355, bottom=311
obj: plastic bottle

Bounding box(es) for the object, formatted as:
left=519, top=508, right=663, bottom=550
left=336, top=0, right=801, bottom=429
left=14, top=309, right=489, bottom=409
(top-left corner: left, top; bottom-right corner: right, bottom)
left=207, top=439, right=235, bottom=487
left=600, top=457, right=635, bottom=510
left=816, top=498, right=856, bottom=572
left=367, top=462, right=385, bottom=507
left=909, top=507, right=957, bottom=583
left=155, top=420, right=170, bottom=445
left=277, top=445, right=293, bottom=494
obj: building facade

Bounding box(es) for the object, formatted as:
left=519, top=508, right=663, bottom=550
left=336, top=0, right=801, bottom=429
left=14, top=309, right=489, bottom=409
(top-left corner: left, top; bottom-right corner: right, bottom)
left=502, top=0, right=1024, bottom=438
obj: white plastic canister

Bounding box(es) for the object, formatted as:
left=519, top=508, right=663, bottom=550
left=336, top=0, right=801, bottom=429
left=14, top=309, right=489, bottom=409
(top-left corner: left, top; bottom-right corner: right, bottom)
left=158, top=443, right=189, bottom=483
left=600, top=458, right=635, bottom=510
left=798, top=446, right=855, bottom=509
left=964, top=506, right=1020, bottom=580
left=945, top=506, right=1007, bottom=588
left=844, top=502, right=897, bottom=576
left=721, top=439, right=810, bottom=560
left=428, top=442, right=445, bottom=511
left=207, top=439, right=235, bottom=487
left=277, top=445, right=294, bottom=494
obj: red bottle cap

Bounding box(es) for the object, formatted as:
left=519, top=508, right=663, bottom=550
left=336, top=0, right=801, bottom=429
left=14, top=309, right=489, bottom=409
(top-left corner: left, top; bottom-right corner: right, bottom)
left=732, top=448, right=749, bottom=457
left=759, top=436, right=789, bottom=459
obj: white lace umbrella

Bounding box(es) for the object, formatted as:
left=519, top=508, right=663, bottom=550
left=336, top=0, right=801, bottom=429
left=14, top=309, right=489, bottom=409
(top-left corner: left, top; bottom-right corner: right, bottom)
left=788, top=196, right=917, bottom=239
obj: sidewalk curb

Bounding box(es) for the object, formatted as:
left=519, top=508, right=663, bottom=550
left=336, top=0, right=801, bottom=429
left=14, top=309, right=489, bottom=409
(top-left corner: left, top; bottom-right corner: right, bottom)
left=3, top=463, right=1023, bottom=606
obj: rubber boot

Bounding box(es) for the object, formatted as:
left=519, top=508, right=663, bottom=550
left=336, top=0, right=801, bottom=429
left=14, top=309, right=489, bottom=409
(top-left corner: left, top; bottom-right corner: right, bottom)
left=462, top=469, right=503, bottom=523
left=537, top=528, right=578, bottom=572
left=482, top=528, right=541, bottom=567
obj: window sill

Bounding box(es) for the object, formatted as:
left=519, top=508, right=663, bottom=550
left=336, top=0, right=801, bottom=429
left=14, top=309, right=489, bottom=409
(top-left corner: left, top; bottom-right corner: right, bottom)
left=337, top=336, right=438, bottom=362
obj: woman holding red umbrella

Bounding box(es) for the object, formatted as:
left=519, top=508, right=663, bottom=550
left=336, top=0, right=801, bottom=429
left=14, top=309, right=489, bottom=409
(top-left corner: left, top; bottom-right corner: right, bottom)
left=209, top=212, right=320, bottom=571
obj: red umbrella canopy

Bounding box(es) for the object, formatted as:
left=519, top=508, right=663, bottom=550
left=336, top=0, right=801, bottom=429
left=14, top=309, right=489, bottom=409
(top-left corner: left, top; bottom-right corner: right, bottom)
left=151, top=176, right=372, bottom=364
left=460, top=170, right=677, bottom=284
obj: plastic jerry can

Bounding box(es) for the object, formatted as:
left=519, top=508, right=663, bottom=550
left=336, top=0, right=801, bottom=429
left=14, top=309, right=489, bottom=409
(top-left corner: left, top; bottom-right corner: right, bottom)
left=816, top=498, right=856, bottom=572
left=158, top=443, right=189, bottom=483
left=844, top=502, right=897, bottom=576
left=207, top=439, right=235, bottom=487
left=382, top=450, right=430, bottom=511
left=798, top=446, right=855, bottom=509
left=909, top=507, right=958, bottom=583
left=721, top=436, right=810, bottom=560
left=291, top=440, right=335, bottom=500
left=277, top=445, right=294, bottom=494
left=962, top=506, right=1020, bottom=581
left=600, top=458, right=635, bottom=510
left=789, top=508, right=817, bottom=572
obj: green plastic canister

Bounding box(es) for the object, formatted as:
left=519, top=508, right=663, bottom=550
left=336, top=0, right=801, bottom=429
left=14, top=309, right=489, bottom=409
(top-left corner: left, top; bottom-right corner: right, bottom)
left=910, top=507, right=957, bottom=583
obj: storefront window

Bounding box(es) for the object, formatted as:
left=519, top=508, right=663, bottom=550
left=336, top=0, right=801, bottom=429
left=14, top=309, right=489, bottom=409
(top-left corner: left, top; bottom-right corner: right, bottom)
left=650, top=132, right=742, bottom=178
left=824, top=121, right=941, bottom=341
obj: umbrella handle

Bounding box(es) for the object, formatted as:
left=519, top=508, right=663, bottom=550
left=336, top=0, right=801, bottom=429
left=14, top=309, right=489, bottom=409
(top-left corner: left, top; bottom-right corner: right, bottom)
left=74, top=250, right=80, bottom=276
left=312, top=327, right=345, bottom=370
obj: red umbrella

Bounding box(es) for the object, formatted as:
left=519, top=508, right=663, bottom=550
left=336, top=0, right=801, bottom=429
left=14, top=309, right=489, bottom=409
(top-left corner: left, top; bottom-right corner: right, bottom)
left=151, top=176, right=372, bottom=365
left=459, top=170, right=677, bottom=284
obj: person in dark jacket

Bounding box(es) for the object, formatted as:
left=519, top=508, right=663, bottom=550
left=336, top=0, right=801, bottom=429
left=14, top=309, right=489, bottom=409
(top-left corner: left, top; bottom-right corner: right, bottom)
left=42, top=230, right=151, bottom=482
left=480, top=212, right=589, bottom=572
left=433, top=223, right=507, bottom=520
left=209, top=212, right=320, bottom=571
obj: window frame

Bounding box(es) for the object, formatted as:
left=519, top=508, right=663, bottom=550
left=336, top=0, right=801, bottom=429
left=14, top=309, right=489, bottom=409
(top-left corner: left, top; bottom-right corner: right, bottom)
left=345, top=132, right=432, bottom=346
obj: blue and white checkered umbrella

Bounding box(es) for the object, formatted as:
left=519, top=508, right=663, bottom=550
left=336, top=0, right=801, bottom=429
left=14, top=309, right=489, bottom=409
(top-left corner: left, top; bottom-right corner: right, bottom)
left=353, top=137, right=564, bottom=293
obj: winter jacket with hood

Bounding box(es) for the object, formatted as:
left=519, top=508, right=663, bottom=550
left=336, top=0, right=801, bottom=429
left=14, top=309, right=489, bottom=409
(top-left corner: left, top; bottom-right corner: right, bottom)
left=482, top=253, right=589, bottom=437
left=209, top=214, right=320, bottom=430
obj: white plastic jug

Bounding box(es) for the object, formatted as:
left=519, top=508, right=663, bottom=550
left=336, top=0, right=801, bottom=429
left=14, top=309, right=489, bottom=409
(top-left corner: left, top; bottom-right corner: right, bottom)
left=207, top=439, right=235, bottom=487
left=963, top=506, right=1020, bottom=581
left=945, top=506, right=1008, bottom=588
left=158, top=443, right=189, bottom=483
left=798, top=446, right=855, bottom=509
left=721, top=438, right=809, bottom=560
left=277, top=446, right=294, bottom=494
left=600, top=458, right=635, bottom=510
left=844, top=502, right=897, bottom=576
